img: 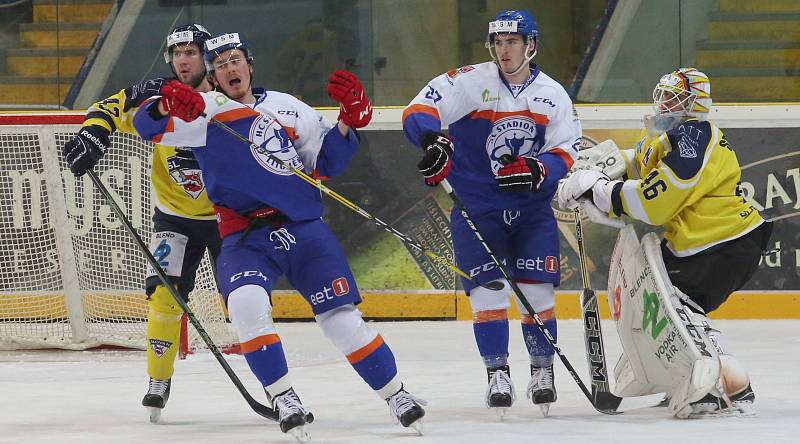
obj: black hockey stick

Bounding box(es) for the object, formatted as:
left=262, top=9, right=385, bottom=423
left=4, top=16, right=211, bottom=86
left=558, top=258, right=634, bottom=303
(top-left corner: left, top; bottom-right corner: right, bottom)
left=574, top=208, right=623, bottom=412
left=440, top=179, right=620, bottom=415
left=204, top=115, right=503, bottom=292
left=86, top=170, right=279, bottom=421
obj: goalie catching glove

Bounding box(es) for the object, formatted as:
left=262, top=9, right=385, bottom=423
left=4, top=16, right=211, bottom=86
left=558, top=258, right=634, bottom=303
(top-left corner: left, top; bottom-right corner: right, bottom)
left=557, top=169, right=621, bottom=214
left=495, top=154, right=546, bottom=192
left=159, top=80, right=205, bottom=122
left=417, top=132, right=454, bottom=186
left=327, top=70, right=372, bottom=129
left=62, top=125, right=111, bottom=176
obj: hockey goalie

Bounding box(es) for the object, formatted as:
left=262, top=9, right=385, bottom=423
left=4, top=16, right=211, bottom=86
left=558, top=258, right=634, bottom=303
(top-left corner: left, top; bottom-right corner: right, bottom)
left=558, top=68, right=772, bottom=418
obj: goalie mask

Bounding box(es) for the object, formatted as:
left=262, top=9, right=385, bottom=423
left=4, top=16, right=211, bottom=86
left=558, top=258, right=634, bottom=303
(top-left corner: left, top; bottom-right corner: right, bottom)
left=485, top=10, right=539, bottom=76
left=163, top=24, right=212, bottom=65
left=646, top=68, right=712, bottom=135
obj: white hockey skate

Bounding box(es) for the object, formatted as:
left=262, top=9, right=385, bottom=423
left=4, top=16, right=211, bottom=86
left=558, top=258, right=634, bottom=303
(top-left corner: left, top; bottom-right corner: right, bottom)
left=485, top=365, right=515, bottom=420
left=688, top=384, right=756, bottom=418
left=270, top=388, right=314, bottom=443
left=526, top=365, right=556, bottom=417
left=386, top=385, right=427, bottom=435
left=142, top=378, right=171, bottom=423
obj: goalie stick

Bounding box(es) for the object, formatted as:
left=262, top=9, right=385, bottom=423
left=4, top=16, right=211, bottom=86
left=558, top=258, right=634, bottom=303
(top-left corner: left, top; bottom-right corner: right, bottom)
left=205, top=115, right=503, bottom=292
left=440, top=179, right=620, bottom=415
left=86, top=170, right=279, bottom=422
left=574, top=208, right=623, bottom=412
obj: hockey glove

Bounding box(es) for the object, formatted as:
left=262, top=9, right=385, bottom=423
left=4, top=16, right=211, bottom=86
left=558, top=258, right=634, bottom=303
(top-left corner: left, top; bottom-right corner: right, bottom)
left=62, top=125, right=111, bottom=176
left=159, top=80, right=205, bottom=122
left=417, top=132, right=454, bottom=186
left=125, top=77, right=167, bottom=108
left=327, top=70, right=372, bottom=129
left=557, top=169, right=618, bottom=212
left=496, top=154, right=546, bottom=192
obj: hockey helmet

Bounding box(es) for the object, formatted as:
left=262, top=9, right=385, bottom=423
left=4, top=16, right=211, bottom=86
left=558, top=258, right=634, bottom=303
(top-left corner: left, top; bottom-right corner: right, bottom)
left=163, top=24, right=212, bottom=64
left=204, top=32, right=254, bottom=73
left=486, top=10, right=539, bottom=46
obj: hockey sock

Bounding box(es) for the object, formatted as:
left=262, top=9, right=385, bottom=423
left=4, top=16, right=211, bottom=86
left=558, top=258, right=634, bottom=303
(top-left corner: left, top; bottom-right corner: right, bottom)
left=146, top=285, right=183, bottom=380
left=228, top=284, right=291, bottom=395
left=473, top=309, right=510, bottom=368
left=521, top=308, right=556, bottom=367
left=316, top=305, right=401, bottom=399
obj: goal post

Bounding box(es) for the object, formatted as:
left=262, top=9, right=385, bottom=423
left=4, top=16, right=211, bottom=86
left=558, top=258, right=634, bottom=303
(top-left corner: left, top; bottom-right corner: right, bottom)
left=0, top=113, right=237, bottom=352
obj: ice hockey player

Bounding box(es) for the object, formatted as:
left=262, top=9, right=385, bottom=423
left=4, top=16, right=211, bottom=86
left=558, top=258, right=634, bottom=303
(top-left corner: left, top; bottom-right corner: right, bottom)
left=132, top=32, right=425, bottom=441
left=402, top=10, right=581, bottom=418
left=61, top=24, right=221, bottom=423
left=558, top=67, right=772, bottom=418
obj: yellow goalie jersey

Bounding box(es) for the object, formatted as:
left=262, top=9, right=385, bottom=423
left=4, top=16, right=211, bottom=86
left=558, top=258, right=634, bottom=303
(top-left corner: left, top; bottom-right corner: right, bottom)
left=613, top=119, right=763, bottom=256
left=82, top=79, right=214, bottom=220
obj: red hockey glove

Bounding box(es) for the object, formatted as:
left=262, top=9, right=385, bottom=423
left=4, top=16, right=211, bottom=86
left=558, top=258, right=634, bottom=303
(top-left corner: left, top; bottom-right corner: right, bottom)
left=417, top=132, right=454, bottom=186
left=496, top=154, right=547, bottom=192
left=159, top=80, right=205, bottom=122
left=327, top=70, right=372, bottom=129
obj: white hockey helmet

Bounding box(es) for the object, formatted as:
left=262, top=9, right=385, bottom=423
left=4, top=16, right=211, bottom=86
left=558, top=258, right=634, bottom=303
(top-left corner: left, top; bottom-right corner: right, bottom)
left=652, top=67, right=712, bottom=119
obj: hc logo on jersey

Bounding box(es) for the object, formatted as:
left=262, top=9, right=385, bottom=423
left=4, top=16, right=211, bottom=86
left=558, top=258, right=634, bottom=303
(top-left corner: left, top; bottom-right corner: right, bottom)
left=249, top=115, right=304, bottom=176
left=167, top=150, right=205, bottom=199
left=486, top=116, right=539, bottom=173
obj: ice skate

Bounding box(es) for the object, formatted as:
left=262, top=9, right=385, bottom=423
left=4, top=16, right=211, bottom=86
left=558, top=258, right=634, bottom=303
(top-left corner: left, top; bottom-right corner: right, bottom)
left=269, top=388, right=314, bottom=443
left=386, top=385, right=427, bottom=435
left=526, top=365, right=556, bottom=417
left=729, top=384, right=756, bottom=416
left=142, top=378, right=171, bottom=423
left=485, top=365, right=515, bottom=420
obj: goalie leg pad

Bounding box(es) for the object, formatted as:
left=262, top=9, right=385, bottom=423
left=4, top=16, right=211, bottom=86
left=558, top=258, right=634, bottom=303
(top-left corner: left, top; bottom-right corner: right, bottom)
left=146, top=285, right=183, bottom=380
left=607, top=227, right=722, bottom=406
left=470, top=282, right=512, bottom=368
left=316, top=304, right=400, bottom=398
left=228, top=284, right=291, bottom=395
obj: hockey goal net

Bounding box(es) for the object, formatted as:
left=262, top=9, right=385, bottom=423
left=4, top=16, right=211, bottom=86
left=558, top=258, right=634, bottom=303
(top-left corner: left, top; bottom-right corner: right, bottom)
left=0, top=113, right=237, bottom=353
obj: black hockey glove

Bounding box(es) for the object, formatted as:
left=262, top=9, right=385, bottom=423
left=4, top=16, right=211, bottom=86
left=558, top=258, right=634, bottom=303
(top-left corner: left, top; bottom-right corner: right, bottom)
left=62, top=125, right=111, bottom=176
left=496, top=154, right=547, bottom=192
left=124, top=77, right=167, bottom=110
left=417, top=131, right=454, bottom=186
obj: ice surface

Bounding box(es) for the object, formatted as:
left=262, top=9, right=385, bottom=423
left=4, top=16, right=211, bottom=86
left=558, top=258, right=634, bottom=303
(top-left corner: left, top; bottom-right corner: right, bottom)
left=1, top=320, right=798, bottom=443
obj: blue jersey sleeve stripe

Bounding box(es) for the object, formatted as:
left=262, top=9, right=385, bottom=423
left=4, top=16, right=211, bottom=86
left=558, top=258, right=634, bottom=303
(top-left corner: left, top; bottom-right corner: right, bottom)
left=403, top=112, right=441, bottom=147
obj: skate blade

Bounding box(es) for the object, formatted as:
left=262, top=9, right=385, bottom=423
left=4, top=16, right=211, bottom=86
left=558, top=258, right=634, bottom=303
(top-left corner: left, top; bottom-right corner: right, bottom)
left=146, top=406, right=163, bottom=423
left=288, top=425, right=310, bottom=443
left=688, top=407, right=756, bottom=419
left=490, top=407, right=508, bottom=422
left=409, top=420, right=424, bottom=435
left=537, top=403, right=552, bottom=417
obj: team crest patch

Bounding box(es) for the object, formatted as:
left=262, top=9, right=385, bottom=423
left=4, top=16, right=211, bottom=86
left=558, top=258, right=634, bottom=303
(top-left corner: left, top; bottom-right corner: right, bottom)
left=249, top=115, right=304, bottom=176
left=167, top=149, right=205, bottom=199
left=149, top=339, right=172, bottom=358
left=486, top=116, right=539, bottom=173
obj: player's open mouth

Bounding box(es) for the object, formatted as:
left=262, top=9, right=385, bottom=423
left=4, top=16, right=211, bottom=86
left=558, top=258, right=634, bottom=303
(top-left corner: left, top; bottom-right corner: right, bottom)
left=229, top=78, right=242, bottom=86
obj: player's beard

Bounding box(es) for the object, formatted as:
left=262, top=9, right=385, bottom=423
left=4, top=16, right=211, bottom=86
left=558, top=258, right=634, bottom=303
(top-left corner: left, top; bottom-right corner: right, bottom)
left=185, top=70, right=207, bottom=89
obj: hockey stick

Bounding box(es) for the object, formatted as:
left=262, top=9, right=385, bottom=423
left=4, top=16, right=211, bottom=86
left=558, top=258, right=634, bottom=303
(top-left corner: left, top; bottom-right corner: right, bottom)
left=574, top=208, right=623, bottom=412
left=440, top=179, right=620, bottom=415
left=205, top=115, right=503, bottom=292
left=86, top=170, right=279, bottom=422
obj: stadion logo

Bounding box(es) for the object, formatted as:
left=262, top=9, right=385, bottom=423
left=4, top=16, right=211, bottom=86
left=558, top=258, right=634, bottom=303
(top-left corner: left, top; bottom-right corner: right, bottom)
left=486, top=116, right=539, bottom=174
left=248, top=115, right=304, bottom=176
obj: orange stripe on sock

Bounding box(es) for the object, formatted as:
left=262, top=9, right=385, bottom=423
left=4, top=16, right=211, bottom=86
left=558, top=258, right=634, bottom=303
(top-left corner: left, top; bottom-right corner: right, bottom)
left=522, top=307, right=555, bottom=324
left=473, top=309, right=508, bottom=323
left=240, top=334, right=281, bottom=353
left=346, top=335, right=384, bottom=364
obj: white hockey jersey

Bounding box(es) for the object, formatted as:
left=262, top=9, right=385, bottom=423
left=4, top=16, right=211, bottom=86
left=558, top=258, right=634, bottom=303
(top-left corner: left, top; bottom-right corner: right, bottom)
left=403, top=62, right=581, bottom=211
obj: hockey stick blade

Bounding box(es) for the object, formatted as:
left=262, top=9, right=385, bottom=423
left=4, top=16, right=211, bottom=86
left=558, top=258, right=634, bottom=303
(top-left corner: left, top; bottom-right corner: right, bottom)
left=86, top=170, right=278, bottom=422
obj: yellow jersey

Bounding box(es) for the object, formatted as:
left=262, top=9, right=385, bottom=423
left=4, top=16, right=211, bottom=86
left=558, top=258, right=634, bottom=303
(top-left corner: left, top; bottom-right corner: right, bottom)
left=82, top=78, right=215, bottom=220
left=614, top=119, right=763, bottom=256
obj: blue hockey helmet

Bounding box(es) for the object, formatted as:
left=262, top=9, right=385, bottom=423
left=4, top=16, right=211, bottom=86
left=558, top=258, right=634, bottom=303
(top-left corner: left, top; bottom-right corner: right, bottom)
left=204, top=32, right=255, bottom=73
left=486, top=10, right=539, bottom=45
left=163, top=24, right=212, bottom=64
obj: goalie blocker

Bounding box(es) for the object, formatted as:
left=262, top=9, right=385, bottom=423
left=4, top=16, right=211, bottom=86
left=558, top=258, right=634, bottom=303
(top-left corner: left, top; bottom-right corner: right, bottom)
left=607, top=226, right=749, bottom=418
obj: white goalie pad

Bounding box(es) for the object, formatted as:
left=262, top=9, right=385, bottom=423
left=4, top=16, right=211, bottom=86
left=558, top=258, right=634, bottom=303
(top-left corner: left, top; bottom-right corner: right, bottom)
left=571, top=139, right=627, bottom=180
left=607, top=226, right=722, bottom=417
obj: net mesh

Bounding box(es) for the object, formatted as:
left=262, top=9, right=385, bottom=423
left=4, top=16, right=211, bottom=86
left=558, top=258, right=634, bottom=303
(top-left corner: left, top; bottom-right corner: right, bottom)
left=0, top=120, right=237, bottom=351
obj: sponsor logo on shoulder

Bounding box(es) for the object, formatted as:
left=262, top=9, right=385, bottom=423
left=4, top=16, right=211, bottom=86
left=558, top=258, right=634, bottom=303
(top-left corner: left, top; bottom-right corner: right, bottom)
left=446, top=65, right=475, bottom=80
